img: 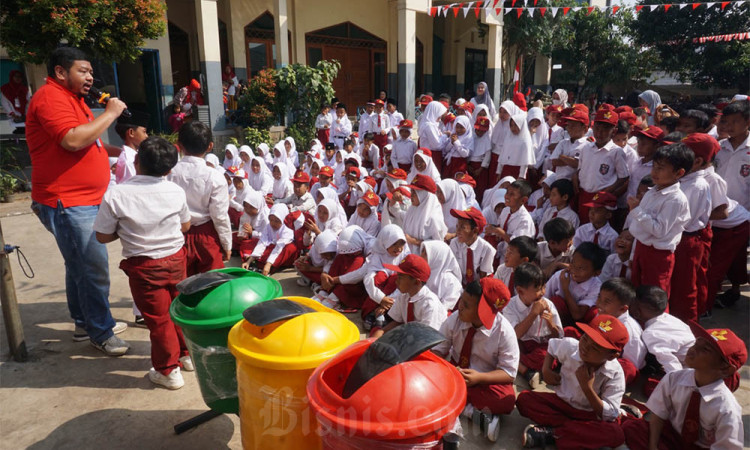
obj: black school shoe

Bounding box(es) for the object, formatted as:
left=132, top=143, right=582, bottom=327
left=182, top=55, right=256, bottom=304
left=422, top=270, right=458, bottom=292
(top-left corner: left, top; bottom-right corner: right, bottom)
left=715, top=289, right=740, bottom=309
left=522, top=424, right=555, bottom=448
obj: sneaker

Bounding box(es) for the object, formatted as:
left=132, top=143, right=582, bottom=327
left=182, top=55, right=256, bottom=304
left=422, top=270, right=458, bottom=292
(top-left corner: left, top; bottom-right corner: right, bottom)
left=296, top=275, right=311, bottom=287
left=460, top=403, right=475, bottom=419
left=134, top=316, right=147, bottom=328
left=179, top=356, right=195, bottom=372
left=486, top=415, right=501, bottom=442
left=148, top=367, right=184, bottom=390
left=522, top=424, right=554, bottom=448
left=374, top=315, right=385, bottom=329
left=73, top=326, right=89, bottom=342
left=90, top=335, right=130, bottom=357
left=524, top=370, right=542, bottom=390
left=311, top=283, right=322, bottom=294
left=620, top=403, right=643, bottom=419
left=363, top=315, right=375, bottom=332
left=321, top=293, right=340, bottom=310
left=112, top=321, right=128, bottom=335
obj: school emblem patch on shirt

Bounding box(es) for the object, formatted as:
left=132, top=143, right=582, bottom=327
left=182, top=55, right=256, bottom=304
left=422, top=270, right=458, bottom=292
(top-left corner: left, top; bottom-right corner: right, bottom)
left=599, top=163, right=610, bottom=175
left=741, top=164, right=749, bottom=178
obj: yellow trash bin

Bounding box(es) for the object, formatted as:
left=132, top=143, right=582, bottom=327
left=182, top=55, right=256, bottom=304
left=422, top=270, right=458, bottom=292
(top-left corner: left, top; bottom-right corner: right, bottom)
left=228, top=296, right=359, bottom=450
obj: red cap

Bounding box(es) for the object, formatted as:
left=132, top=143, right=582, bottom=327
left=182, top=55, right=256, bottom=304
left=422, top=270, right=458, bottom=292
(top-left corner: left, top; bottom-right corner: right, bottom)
left=594, top=109, right=619, bottom=126
left=477, top=278, right=512, bottom=329
left=582, top=191, right=617, bottom=210
left=573, top=103, right=590, bottom=115
left=375, top=99, right=385, bottom=106
left=284, top=210, right=314, bottom=231
left=319, top=166, right=335, bottom=177
left=474, top=117, right=491, bottom=131
left=232, top=168, right=248, bottom=179
left=633, top=125, right=665, bottom=142
left=399, top=119, right=413, bottom=129
left=454, top=172, right=476, bottom=187
left=351, top=132, right=359, bottom=138
left=387, top=168, right=408, bottom=180
left=364, top=176, right=377, bottom=189
left=688, top=321, right=748, bottom=371
left=386, top=186, right=412, bottom=201
left=420, top=95, right=433, bottom=105
left=577, top=314, right=629, bottom=352
left=512, top=92, right=528, bottom=112
left=461, top=102, right=475, bottom=114
left=361, top=190, right=380, bottom=206
left=597, top=103, right=616, bottom=112
left=346, top=167, right=361, bottom=178
left=405, top=173, right=437, bottom=194
left=439, top=100, right=450, bottom=109
left=682, top=133, right=720, bottom=162
left=562, top=108, right=590, bottom=127
left=383, top=254, right=431, bottom=283
left=618, top=111, right=638, bottom=126
left=441, top=113, right=456, bottom=124
left=417, top=147, right=433, bottom=158
left=291, top=170, right=311, bottom=183
left=614, top=105, right=633, bottom=114
left=546, top=104, right=563, bottom=114
left=450, top=207, right=487, bottom=231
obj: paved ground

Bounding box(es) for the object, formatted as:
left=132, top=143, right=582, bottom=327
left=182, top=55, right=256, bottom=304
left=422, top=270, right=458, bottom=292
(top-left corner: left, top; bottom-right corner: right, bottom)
left=1, top=194, right=748, bottom=449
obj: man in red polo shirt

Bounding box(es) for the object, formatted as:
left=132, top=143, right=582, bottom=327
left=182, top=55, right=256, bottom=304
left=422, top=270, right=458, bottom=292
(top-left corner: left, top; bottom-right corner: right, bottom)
left=27, top=47, right=130, bottom=356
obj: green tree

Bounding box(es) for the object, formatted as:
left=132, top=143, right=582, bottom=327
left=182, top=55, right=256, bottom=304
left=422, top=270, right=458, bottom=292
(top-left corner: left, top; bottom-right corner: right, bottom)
left=275, top=60, right=340, bottom=146
left=0, top=0, right=166, bottom=64
left=553, top=9, right=654, bottom=96
left=630, top=0, right=750, bottom=91
left=238, top=68, right=278, bottom=129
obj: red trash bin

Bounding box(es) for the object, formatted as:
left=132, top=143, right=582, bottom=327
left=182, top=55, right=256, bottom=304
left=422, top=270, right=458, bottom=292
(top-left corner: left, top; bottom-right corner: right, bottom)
left=306, top=322, right=466, bottom=449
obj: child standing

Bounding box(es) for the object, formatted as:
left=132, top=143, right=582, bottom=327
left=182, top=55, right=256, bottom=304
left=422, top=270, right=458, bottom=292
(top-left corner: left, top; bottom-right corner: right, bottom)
left=114, top=111, right=149, bottom=184
left=573, top=191, right=619, bottom=254
left=331, top=103, right=352, bottom=150
left=315, top=104, right=332, bottom=146
left=503, top=263, right=562, bottom=389
left=391, top=119, right=416, bottom=171
left=516, top=314, right=628, bottom=449
left=545, top=242, right=605, bottom=327
left=627, top=143, right=692, bottom=292
left=433, top=278, right=520, bottom=442
left=94, top=136, right=191, bottom=387
left=167, top=122, right=231, bottom=276
left=549, top=109, right=589, bottom=180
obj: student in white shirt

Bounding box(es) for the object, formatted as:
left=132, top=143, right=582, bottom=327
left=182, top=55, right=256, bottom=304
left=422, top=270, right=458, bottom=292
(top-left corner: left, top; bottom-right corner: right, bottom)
left=493, top=236, right=537, bottom=297
left=360, top=225, right=409, bottom=326
left=485, top=180, right=536, bottom=265
left=536, top=217, right=576, bottom=280
left=167, top=122, right=232, bottom=276
left=243, top=204, right=298, bottom=276
left=276, top=169, right=316, bottom=214
left=545, top=242, right=605, bottom=327
left=714, top=100, right=749, bottom=210
left=391, top=119, right=417, bottom=171
left=94, top=136, right=191, bottom=388
left=537, top=178, right=579, bottom=238
left=503, top=263, right=562, bottom=389
left=371, top=254, right=446, bottom=338
left=449, top=207, right=496, bottom=285
left=573, top=191, right=619, bottom=254
left=347, top=190, right=381, bottom=237
left=600, top=229, right=634, bottom=283
left=315, top=104, right=332, bottom=146
left=549, top=109, right=589, bottom=180
left=622, top=324, right=746, bottom=450
left=432, top=278, right=519, bottom=442
left=359, top=101, right=375, bottom=135
left=385, top=98, right=404, bottom=142
left=114, top=111, right=149, bottom=184
left=402, top=174, right=448, bottom=254
left=331, top=103, right=353, bottom=150
left=516, top=314, right=628, bottom=449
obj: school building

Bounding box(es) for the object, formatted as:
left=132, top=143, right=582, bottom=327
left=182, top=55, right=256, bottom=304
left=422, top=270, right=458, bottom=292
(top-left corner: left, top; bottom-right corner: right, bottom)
left=1, top=0, right=606, bottom=134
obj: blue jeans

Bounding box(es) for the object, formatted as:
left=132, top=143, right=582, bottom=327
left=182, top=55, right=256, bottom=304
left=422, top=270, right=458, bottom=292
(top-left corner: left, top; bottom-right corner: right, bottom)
left=32, top=200, right=115, bottom=344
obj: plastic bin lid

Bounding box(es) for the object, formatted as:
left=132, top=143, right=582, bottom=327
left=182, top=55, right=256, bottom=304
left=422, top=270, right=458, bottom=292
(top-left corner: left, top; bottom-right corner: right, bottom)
left=227, top=296, right=360, bottom=370
left=306, top=325, right=467, bottom=440
left=170, top=268, right=282, bottom=330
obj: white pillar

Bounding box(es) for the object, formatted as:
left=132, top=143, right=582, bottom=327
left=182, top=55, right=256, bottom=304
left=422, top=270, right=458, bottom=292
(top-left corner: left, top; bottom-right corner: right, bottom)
left=195, top=0, right=224, bottom=130
left=273, top=0, right=290, bottom=67
left=483, top=11, right=503, bottom=106
left=397, top=4, right=416, bottom=120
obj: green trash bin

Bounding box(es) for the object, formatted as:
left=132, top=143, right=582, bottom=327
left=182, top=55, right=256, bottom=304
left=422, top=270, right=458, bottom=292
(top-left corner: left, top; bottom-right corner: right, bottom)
left=170, top=268, right=282, bottom=414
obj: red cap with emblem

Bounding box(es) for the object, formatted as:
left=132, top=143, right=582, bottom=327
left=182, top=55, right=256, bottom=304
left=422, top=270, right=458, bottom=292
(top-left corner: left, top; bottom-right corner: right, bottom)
left=291, top=170, right=311, bottom=183
left=597, top=103, right=616, bottom=112
left=319, top=166, right=335, bottom=177
left=387, top=168, right=408, bottom=180
left=562, top=108, right=590, bottom=127
left=614, top=105, right=633, bottom=114
left=474, top=117, right=490, bottom=131
left=346, top=167, right=361, bottom=179
left=633, top=125, right=665, bottom=142
left=417, top=147, right=433, bottom=158
left=383, top=254, right=431, bottom=283
left=688, top=321, right=747, bottom=371
left=477, top=277, right=512, bottom=329
left=375, top=99, right=385, bottom=106
left=618, top=111, right=638, bottom=126
left=450, top=207, right=487, bottom=231
left=364, top=176, right=377, bottom=189
left=546, top=104, right=563, bottom=114
left=405, top=173, right=437, bottom=194
left=361, top=190, right=380, bottom=206
left=577, top=314, right=629, bottom=352
left=594, top=109, right=619, bottom=126
left=420, top=95, right=433, bottom=105
left=682, top=133, right=720, bottom=163
left=454, top=172, right=477, bottom=187
left=399, top=119, right=413, bottom=129
left=582, top=191, right=617, bottom=210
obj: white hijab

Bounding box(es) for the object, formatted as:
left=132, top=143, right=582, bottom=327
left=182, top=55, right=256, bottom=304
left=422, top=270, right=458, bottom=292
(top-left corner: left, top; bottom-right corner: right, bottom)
left=260, top=204, right=294, bottom=245
left=367, top=224, right=409, bottom=271
left=439, top=179, right=467, bottom=233
left=639, top=90, right=662, bottom=125
left=337, top=225, right=374, bottom=255
left=408, top=149, right=441, bottom=182
left=310, top=229, right=338, bottom=267
left=527, top=107, right=548, bottom=167
left=316, top=198, right=345, bottom=235
left=552, top=89, right=569, bottom=107
left=482, top=188, right=507, bottom=226
left=472, top=104, right=494, bottom=130
left=239, top=145, right=253, bottom=173
left=403, top=189, right=448, bottom=253
left=420, top=239, right=463, bottom=301
left=257, top=143, right=274, bottom=169
left=348, top=196, right=380, bottom=236
left=273, top=142, right=292, bottom=175
left=499, top=111, right=536, bottom=167
left=418, top=101, right=448, bottom=137
left=205, top=153, right=224, bottom=173
left=284, top=137, right=299, bottom=168
left=242, top=189, right=270, bottom=231
left=222, top=144, right=239, bottom=169
left=317, top=186, right=348, bottom=225
left=272, top=162, right=293, bottom=199
left=247, top=155, right=274, bottom=194
left=492, top=101, right=523, bottom=152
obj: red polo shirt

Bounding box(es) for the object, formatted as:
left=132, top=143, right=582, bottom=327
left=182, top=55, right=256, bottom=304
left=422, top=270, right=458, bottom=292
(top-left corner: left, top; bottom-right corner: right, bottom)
left=26, top=78, right=110, bottom=207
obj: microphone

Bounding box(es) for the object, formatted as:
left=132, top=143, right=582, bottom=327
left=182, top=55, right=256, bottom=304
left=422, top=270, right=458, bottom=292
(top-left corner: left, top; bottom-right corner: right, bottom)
left=89, top=86, right=131, bottom=118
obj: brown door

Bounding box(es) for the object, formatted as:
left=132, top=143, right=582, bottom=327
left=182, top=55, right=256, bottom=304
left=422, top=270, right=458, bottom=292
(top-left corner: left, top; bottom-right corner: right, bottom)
left=324, top=46, right=371, bottom=110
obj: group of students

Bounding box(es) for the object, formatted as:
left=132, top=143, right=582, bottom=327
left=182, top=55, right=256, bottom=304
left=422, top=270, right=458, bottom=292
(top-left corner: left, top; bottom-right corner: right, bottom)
left=96, top=85, right=748, bottom=448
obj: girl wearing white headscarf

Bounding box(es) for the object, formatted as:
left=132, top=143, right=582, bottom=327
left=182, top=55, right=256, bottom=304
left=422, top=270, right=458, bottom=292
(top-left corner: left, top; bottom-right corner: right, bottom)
left=408, top=148, right=441, bottom=183
left=244, top=203, right=297, bottom=276
left=470, top=81, right=497, bottom=120
left=305, top=198, right=345, bottom=244
left=361, top=224, right=410, bottom=320
left=482, top=175, right=515, bottom=210
left=403, top=183, right=449, bottom=254
left=238, top=145, right=253, bottom=174
left=443, top=115, right=473, bottom=175
left=247, top=156, right=273, bottom=195
left=417, top=101, right=449, bottom=173
left=552, top=89, right=569, bottom=108
left=222, top=144, right=239, bottom=169
left=498, top=111, right=536, bottom=179
left=315, top=186, right=348, bottom=225
left=204, top=153, right=223, bottom=173
left=347, top=195, right=381, bottom=237
left=381, top=185, right=412, bottom=228
left=316, top=225, right=373, bottom=310
left=420, top=240, right=463, bottom=310
left=256, top=143, right=274, bottom=170
left=527, top=107, right=549, bottom=173
left=284, top=137, right=299, bottom=168
left=297, top=229, right=338, bottom=288
left=271, top=162, right=294, bottom=200
left=638, top=90, right=662, bottom=125
left=438, top=178, right=468, bottom=235
left=272, top=142, right=294, bottom=177
left=471, top=104, right=494, bottom=130
left=236, top=190, right=270, bottom=259
left=489, top=101, right=522, bottom=186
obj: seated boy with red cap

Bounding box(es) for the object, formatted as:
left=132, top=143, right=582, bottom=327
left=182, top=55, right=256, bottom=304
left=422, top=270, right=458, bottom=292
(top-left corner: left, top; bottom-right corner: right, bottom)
left=449, top=207, right=496, bottom=285
left=371, top=254, right=446, bottom=338
left=573, top=191, right=619, bottom=255
left=432, top=278, right=519, bottom=442
left=276, top=169, right=315, bottom=213
left=621, top=322, right=746, bottom=450
left=516, top=314, right=629, bottom=449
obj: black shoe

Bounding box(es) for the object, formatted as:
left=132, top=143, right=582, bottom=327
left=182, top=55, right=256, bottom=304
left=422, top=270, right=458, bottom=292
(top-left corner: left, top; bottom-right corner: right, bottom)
left=715, top=289, right=740, bottom=309
left=699, top=310, right=712, bottom=320
left=522, top=424, right=554, bottom=448
left=620, top=403, right=643, bottom=418
left=134, top=315, right=147, bottom=327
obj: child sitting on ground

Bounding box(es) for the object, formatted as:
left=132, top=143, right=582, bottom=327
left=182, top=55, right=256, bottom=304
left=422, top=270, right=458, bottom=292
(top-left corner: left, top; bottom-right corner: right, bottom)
left=536, top=218, right=576, bottom=280
left=432, top=278, right=519, bottom=443
left=234, top=190, right=269, bottom=261
left=316, top=225, right=372, bottom=311
left=599, top=229, right=634, bottom=282
left=485, top=179, right=536, bottom=266
left=295, top=229, right=338, bottom=292
left=503, top=263, right=562, bottom=389
left=573, top=191, right=619, bottom=254
left=494, top=236, right=538, bottom=296
left=347, top=190, right=381, bottom=237
left=276, top=169, right=315, bottom=213
left=537, top=178, right=579, bottom=237
left=516, top=314, right=629, bottom=449
left=420, top=240, right=464, bottom=312
left=449, top=207, right=496, bottom=285
left=242, top=204, right=299, bottom=276
left=360, top=224, right=409, bottom=329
